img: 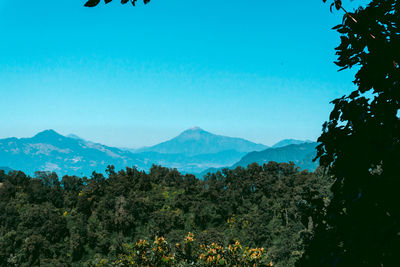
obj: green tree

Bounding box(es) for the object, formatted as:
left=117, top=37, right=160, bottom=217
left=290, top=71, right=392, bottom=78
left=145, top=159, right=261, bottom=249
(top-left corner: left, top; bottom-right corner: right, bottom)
left=298, top=0, right=400, bottom=266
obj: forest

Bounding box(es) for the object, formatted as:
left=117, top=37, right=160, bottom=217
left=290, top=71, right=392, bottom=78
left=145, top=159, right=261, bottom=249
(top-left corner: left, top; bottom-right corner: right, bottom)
left=0, top=163, right=330, bottom=266
left=1, top=0, right=399, bottom=266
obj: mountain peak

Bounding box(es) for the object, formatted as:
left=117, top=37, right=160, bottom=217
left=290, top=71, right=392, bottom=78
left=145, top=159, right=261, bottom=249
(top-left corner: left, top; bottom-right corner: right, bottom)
left=137, top=128, right=268, bottom=156
left=185, top=127, right=204, bottom=132
left=33, top=129, right=62, bottom=139
left=30, top=129, right=68, bottom=144
left=178, top=127, right=210, bottom=139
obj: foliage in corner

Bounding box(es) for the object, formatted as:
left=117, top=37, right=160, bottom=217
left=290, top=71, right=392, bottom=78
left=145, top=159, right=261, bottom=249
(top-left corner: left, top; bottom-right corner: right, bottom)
left=84, top=0, right=150, bottom=7
left=298, top=0, right=400, bottom=266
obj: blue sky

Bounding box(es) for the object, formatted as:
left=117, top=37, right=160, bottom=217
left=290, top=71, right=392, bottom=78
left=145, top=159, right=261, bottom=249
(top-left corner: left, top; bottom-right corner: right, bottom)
left=0, top=0, right=366, bottom=147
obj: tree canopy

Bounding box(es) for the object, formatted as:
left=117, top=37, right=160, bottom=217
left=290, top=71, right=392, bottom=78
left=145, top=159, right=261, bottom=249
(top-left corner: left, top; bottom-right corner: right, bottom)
left=0, top=163, right=330, bottom=266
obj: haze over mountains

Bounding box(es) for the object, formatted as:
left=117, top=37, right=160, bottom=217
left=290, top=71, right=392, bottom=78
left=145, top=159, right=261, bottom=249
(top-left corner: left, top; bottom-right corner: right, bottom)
left=0, top=130, right=146, bottom=176
left=0, top=128, right=317, bottom=177
left=133, top=127, right=268, bottom=155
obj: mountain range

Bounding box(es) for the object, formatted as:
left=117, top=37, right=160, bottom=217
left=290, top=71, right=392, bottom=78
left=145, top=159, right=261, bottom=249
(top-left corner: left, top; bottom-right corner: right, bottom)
left=0, top=130, right=148, bottom=176
left=0, top=128, right=317, bottom=177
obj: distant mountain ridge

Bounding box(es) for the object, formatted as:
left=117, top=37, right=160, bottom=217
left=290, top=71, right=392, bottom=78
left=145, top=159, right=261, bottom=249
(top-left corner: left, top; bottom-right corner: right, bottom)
left=201, top=141, right=319, bottom=176
left=233, top=142, right=319, bottom=171
left=0, top=128, right=273, bottom=176
left=0, top=130, right=149, bottom=176
left=272, top=139, right=314, bottom=148
left=135, top=127, right=268, bottom=156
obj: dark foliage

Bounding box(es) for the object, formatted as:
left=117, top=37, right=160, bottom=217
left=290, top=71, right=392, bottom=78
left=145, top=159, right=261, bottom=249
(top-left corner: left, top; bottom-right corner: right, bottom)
left=84, top=0, right=150, bottom=7
left=298, top=1, right=400, bottom=266
left=0, top=163, right=329, bottom=266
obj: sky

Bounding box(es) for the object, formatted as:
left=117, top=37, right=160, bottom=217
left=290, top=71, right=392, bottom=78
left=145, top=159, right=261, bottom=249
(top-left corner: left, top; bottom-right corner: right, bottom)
left=0, top=0, right=368, bottom=148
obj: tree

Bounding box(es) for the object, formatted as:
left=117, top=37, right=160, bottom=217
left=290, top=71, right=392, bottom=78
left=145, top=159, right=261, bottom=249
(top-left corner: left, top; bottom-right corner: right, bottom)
left=298, top=0, right=400, bottom=266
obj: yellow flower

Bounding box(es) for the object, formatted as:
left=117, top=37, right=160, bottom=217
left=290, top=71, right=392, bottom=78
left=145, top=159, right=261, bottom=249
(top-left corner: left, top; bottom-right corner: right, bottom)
left=185, top=232, right=195, bottom=243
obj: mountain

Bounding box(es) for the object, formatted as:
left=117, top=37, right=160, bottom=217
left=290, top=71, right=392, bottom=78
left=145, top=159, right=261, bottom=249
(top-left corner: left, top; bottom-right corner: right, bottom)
left=272, top=139, right=314, bottom=148
left=135, top=127, right=268, bottom=156
left=0, top=130, right=149, bottom=176
left=0, top=129, right=314, bottom=177
left=0, top=128, right=268, bottom=176
left=233, top=142, right=319, bottom=171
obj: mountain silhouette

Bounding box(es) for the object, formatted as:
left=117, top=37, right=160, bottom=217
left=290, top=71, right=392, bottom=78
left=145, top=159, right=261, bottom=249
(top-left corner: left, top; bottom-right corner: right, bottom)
left=135, top=127, right=268, bottom=156
left=0, top=129, right=316, bottom=176
left=272, top=139, right=314, bottom=148
left=234, top=142, right=319, bottom=171
left=0, top=130, right=148, bottom=176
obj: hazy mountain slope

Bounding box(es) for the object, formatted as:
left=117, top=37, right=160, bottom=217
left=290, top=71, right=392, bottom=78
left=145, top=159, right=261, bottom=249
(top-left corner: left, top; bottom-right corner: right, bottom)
left=272, top=139, right=314, bottom=148
left=233, top=142, right=319, bottom=171
left=0, top=130, right=149, bottom=176
left=0, top=129, right=313, bottom=176
left=0, top=129, right=264, bottom=176
left=135, top=127, right=268, bottom=156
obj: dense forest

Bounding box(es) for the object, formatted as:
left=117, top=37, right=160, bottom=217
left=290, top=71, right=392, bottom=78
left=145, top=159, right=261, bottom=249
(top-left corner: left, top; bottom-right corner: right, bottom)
left=1, top=0, right=398, bottom=266
left=0, top=163, right=330, bottom=266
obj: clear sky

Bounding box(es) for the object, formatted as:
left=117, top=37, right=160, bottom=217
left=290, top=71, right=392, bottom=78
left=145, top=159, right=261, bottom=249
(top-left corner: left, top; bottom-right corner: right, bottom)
left=0, top=0, right=367, bottom=148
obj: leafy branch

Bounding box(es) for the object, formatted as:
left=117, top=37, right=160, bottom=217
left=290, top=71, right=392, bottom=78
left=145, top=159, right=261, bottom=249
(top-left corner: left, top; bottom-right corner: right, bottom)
left=84, top=0, right=150, bottom=7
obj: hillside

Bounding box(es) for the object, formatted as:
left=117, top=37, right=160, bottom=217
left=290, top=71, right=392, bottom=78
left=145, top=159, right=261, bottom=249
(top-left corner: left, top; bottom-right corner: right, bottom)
left=234, top=142, right=319, bottom=171
left=272, top=139, right=314, bottom=148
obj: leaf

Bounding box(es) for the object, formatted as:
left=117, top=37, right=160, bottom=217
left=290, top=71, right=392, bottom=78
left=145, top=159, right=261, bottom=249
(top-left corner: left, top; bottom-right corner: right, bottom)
left=84, top=0, right=101, bottom=7
left=335, top=0, right=342, bottom=10
left=121, top=0, right=129, bottom=3
left=349, top=91, right=360, bottom=99
left=105, top=0, right=112, bottom=3
left=332, top=24, right=342, bottom=30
